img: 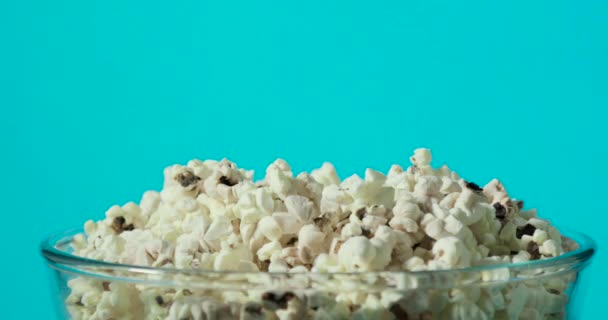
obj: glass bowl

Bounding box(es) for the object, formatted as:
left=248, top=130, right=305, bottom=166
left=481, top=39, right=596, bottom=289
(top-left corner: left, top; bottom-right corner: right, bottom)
left=41, top=228, right=595, bottom=320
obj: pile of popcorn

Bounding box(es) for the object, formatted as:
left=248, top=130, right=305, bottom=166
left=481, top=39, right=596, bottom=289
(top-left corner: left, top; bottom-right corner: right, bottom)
left=67, top=149, right=570, bottom=319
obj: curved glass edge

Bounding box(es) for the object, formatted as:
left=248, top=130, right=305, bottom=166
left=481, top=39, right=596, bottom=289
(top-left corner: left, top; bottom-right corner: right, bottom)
left=40, top=227, right=596, bottom=289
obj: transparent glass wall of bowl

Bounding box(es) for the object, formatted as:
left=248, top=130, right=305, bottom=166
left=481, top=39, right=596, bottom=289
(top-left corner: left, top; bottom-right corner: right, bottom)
left=41, top=230, right=595, bottom=320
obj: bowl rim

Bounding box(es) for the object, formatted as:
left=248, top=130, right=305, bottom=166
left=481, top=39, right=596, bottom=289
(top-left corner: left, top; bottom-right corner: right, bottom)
left=40, top=227, right=596, bottom=285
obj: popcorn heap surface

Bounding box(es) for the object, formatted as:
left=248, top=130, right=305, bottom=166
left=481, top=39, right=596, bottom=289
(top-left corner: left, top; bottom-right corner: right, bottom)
left=67, top=149, right=569, bottom=320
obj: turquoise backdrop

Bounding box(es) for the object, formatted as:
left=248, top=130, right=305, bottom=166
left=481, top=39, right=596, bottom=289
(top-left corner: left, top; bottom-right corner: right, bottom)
left=1, top=0, right=607, bottom=318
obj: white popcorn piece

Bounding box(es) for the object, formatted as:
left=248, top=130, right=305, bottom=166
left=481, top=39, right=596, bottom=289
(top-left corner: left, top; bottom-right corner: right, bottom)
left=271, top=212, right=302, bottom=235
left=239, top=222, right=257, bottom=244
left=311, top=162, right=340, bottom=186
left=423, top=218, right=445, bottom=240
left=139, top=190, right=161, bottom=216
left=440, top=176, right=462, bottom=194
left=214, top=249, right=242, bottom=271
left=257, top=241, right=282, bottom=262
left=258, top=216, right=284, bottom=242
left=511, top=250, right=531, bottom=264
left=340, top=175, right=363, bottom=200
left=387, top=164, right=404, bottom=177
left=540, top=239, right=561, bottom=257
left=420, top=213, right=435, bottom=227
left=411, top=148, right=432, bottom=166
left=532, top=229, right=548, bottom=245
left=297, top=224, right=326, bottom=263
left=204, top=215, right=232, bottom=241
left=365, top=168, right=386, bottom=186
left=392, top=198, right=423, bottom=220
left=432, top=236, right=471, bottom=268
left=444, top=214, right=465, bottom=236
left=311, top=253, right=341, bottom=273
left=293, top=172, right=324, bottom=205
left=506, top=284, right=529, bottom=319
left=267, top=158, right=292, bottom=174
left=320, top=185, right=353, bottom=218
left=403, top=256, right=426, bottom=271
left=481, top=267, right=510, bottom=282
left=369, top=239, right=394, bottom=270
left=338, top=236, right=377, bottom=271
left=341, top=221, right=363, bottom=238
left=431, top=202, right=450, bottom=220
left=266, top=167, right=293, bottom=197
left=389, top=216, right=419, bottom=233
left=284, top=195, right=315, bottom=223
left=413, top=176, right=442, bottom=204
left=361, top=215, right=388, bottom=233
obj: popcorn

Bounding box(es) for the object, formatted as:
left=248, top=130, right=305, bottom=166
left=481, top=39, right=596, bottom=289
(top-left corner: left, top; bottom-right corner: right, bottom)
left=271, top=212, right=302, bottom=235
left=338, top=236, right=377, bottom=271
left=432, top=237, right=471, bottom=268
left=257, top=240, right=282, bottom=262
left=533, top=229, right=549, bottom=245
left=540, top=239, right=561, bottom=257
left=174, top=234, right=201, bottom=269
left=311, top=162, right=340, bottom=186
left=266, top=162, right=293, bottom=197
left=136, top=237, right=175, bottom=267
left=297, top=224, right=326, bottom=264
left=389, top=216, right=419, bottom=233
left=423, top=218, right=446, bottom=240
left=506, top=284, right=529, bottom=319
left=444, top=214, right=465, bottom=236
left=369, top=239, right=393, bottom=270
left=412, top=148, right=432, bottom=166
left=284, top=195, right=315, bottom=223
left=65, top=148, right=573, bottom=319
left=257, top=216, right=284, bottom=242
left=393, top=198, right=423, bottom=220
left=204, top=215, right=232, bottom=241
left=361, top=215, right=388, bottom=234
left=214, top=248, right=244, bottom=271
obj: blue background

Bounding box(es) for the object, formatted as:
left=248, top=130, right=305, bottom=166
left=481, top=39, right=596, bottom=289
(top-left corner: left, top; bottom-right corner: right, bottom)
left=1, top=0, right=607, bottom=318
